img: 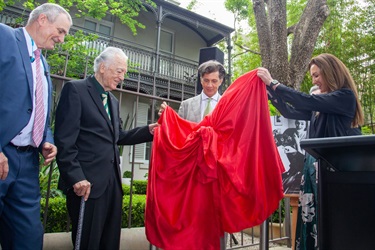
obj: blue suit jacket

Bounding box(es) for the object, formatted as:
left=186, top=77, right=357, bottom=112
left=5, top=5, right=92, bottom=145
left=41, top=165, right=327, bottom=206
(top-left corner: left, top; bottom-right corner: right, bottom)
left=0, top=24, right=54, bottom=153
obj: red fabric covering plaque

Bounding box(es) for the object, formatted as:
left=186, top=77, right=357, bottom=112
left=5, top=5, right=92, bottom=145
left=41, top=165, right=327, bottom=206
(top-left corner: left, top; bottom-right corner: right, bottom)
left=145, top=69, right=285, bottom=250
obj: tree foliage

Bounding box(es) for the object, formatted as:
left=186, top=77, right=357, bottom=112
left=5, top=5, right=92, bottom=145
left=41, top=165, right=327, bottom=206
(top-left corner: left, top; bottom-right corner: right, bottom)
left=311, top=0, right=375, bottom=130
left=46, top=30, right=100, bottom=78
left=225, top=0, right=375, bottom=131
left=186, top=0, right=198, bottom=11
left=0, top=0, right=155, bottom=35
left=225, top=0, right=329, bottom=88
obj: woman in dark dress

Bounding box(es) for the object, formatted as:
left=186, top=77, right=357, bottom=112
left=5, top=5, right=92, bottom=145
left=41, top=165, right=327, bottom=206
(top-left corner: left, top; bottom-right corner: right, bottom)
left=257, top=53, right=364, bottom=250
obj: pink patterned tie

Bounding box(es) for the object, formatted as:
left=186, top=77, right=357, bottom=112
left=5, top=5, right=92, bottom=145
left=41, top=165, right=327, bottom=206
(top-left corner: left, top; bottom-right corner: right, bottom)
left=32, top=49, right=45, bottom=147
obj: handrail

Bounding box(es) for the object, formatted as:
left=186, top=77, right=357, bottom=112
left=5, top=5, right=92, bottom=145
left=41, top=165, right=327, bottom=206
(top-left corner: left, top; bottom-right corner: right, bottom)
left=0, top=6, right=199, bottom=83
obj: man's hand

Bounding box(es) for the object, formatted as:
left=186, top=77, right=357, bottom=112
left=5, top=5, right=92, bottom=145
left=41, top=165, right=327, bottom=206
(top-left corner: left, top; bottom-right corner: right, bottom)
left=158, top=101, right=168, bottom=116
left=148, top=123, right=160, bottom=135
left=41, top=142, right=57, bottom=165
left=0, top=152, right=9, bottom=180
left=73, top=180, right=92, bottom=201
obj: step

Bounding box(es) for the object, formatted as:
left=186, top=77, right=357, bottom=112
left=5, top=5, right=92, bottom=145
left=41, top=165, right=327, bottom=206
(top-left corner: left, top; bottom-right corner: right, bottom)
left=43, top=227, right=150, bottom=250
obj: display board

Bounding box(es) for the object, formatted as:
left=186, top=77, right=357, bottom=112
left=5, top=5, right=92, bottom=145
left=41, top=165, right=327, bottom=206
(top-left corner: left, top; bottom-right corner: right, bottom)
left=271, top=115, right=307, bottom=194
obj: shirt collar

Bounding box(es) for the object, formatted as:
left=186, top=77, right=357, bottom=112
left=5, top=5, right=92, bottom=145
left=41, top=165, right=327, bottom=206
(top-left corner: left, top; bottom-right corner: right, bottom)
left=201, top=91, right=219, bottom=101
left=91, top=75, right=107, bottom=96
left=22, top=28, right=38, bottom=59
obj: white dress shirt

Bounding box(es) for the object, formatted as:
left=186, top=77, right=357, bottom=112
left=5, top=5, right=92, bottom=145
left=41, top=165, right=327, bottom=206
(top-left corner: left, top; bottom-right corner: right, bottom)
left=200, top=91, right=220, bottom=120
left=11, top=28, right=48, bottom=147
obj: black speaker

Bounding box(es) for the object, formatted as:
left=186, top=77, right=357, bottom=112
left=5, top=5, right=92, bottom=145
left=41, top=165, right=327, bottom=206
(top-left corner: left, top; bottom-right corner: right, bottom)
left=199, top=47, right=224, bottom=65
left=197, top=47, right=224, bottom=94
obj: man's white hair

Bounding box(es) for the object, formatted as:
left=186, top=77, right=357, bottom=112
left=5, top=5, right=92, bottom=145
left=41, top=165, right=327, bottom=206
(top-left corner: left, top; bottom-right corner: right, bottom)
left=27, top=3, right=72, bottom=26
left=93, top=47, right=128, bottom=73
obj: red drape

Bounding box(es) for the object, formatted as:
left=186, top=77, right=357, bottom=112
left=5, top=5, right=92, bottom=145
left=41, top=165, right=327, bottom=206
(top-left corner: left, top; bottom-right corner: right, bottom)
left=145, top=69, right=285, bottom=250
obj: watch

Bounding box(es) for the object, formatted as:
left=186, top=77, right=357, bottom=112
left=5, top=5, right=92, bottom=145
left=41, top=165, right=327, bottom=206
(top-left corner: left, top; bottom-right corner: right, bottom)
left=269, top=79, right=279, bottom=88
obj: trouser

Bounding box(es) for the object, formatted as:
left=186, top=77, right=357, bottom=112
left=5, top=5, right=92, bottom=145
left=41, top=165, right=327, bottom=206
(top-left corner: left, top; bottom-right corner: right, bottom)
left=67, top=169, right=123, bottom=250
left=0, top=143, right=43, bottom=250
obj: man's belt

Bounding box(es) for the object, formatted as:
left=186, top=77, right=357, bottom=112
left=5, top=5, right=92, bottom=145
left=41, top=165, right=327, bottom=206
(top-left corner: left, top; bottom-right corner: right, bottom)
left=9, top=143, right=36, bottom=152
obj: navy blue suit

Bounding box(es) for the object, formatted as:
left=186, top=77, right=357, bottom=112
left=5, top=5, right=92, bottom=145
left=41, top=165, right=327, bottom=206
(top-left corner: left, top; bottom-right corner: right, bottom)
left=0, top=24, right=54, bottom=249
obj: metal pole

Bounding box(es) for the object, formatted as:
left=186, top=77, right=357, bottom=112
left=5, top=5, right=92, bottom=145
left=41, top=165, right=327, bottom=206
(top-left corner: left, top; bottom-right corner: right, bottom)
left=259, top=218, right=269, bottom=250
left=284, top=197, right=292, bottom=247
left=42, top=162, right=55, bottom=229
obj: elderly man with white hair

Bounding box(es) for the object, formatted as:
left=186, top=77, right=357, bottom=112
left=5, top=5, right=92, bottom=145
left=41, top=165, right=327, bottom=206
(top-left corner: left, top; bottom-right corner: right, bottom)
left=55, top=47, right=158, bottom=249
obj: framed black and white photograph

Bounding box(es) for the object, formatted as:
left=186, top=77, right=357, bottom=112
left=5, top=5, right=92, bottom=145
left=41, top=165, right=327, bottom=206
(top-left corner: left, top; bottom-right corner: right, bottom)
left=271, top=116, right=309, bottom=194
left=274, top=115, right=282, bottom=126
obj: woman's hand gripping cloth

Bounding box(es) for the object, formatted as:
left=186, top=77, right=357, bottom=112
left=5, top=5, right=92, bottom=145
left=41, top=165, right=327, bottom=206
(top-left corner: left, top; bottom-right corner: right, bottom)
left=145, top=69, right=285, bottom=250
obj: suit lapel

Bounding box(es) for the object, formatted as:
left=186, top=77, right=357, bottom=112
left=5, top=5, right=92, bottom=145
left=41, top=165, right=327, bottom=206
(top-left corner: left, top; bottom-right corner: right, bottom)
left=191, top=95, right=202, bottom=121
left=108, top=92, right=119, bottom=141
left=41, top=55, right=53, bottom=131
left=15, top=28, right=33, bottom=99
left=86, top=78, right=114, bottom=134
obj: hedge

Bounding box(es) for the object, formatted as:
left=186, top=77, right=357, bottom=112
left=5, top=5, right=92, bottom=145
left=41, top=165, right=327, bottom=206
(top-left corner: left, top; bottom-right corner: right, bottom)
left=40, top=181, right=285, bottom=232
left=41, top=183, right=147, bottom=233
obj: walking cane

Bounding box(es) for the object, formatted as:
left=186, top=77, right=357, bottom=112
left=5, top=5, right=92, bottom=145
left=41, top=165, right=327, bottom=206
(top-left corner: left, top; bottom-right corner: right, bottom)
left=75, top=196, right=86, bottom=250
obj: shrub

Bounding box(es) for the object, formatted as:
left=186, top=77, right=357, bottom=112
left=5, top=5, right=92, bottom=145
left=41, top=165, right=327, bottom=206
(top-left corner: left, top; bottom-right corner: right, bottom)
left=133, top=180, right=147, bottom=194
left=271, top=199, right=286, bottom=223
left=123, top=171, right=132, bottom=178
left=41, top=197, right=70, bottom=233
left=41, top=194, right=147, bottom=233
left=122, top=180, right=147, bottom=194
left=122, top=195, right=147, bottom=228
left=122, top=184, right=131, bottom=195
left=39, top=161, right=64, bottom=199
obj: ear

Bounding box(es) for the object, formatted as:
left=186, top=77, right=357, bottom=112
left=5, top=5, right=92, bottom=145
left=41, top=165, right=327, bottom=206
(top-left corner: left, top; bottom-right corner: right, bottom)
left=37, top=13, right=48, bottom=26
left=99, top=63, right=106, bottom=74
left=218, top=78, right=224, bottom=86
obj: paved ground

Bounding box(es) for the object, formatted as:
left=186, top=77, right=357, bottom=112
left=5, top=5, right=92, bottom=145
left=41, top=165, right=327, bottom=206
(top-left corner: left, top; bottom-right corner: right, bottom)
left=41, top=228, right=292, bottom=250
left=226, top=231, right=292, bottom=250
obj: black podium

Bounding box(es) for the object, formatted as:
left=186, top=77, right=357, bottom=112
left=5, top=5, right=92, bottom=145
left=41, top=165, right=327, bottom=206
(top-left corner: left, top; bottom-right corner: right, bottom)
left=300, top=135, right=375, bottom=250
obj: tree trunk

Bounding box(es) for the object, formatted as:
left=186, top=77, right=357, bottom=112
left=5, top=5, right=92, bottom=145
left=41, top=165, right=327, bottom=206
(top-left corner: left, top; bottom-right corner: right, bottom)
left=253, top=0, right=329, bottom=89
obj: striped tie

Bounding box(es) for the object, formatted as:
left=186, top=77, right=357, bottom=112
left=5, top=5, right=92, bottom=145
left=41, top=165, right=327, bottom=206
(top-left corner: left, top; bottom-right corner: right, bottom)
left=32, top=49, right=45, bottom=147
left=102, top=93, right=111, bottom=119
left=204, top=98, right=212, bottom=116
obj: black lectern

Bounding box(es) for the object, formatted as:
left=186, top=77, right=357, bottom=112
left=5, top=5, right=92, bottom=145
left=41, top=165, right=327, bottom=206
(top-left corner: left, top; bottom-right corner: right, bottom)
left=300, top=135, right=375, bottom=250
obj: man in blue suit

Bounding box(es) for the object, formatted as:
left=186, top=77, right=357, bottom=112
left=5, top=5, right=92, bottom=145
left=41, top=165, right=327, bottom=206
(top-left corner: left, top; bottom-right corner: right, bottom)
left=0, top=3, right=72, bottom=249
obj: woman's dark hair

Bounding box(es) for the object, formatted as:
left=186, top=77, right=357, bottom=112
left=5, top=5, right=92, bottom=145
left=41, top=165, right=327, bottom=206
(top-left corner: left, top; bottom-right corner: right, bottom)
left=309, top=53, right=364, bottom=127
